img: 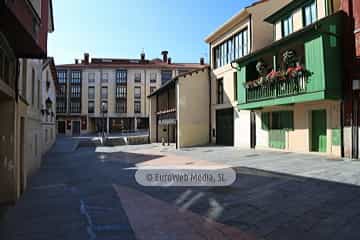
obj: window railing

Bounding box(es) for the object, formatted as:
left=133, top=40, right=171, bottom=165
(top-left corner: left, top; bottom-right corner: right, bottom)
left=246, top=75, right=307, bottom=102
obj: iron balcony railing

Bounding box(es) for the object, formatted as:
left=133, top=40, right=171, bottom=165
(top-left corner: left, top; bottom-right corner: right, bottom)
left=246, top=75, right=307, bottom=103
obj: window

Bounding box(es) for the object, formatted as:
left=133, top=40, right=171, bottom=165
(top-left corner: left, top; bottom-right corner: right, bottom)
left=101, top=86, right=108, bottom=99
left=88, top=72, right=95, bottom=83
left=70, top=101, right=81, bottom=113
left=116, top=70, right=127, bottom=84
left=134, top=100, right=141, bottom=113
left=116, top=100, right=127, bottom=113
left=102, top=72, right=108, bottom=83
left=71, top=85, right=81, bottom=97
left=58, top=85, right=66, bottom=97
left=214, top=28, right=248, bottom=69
left=217, top=78, right=224, bottom=104
left=88, top=86, right=95, bottom=99
left=101, top=101, right=108, bottom=113
left=88, top=101, right=95, bottom=113
left=134, top=72, right=141, bottom=82
left=303, top=1, right=317, bottom=26
left=57, top=71, right=67, bottom=84
left=161, top=70, right=172, bottom=84
left=134, top=87, right=141, bottom=99
left=150, top=72, right=157, bottom=83
left=282, top=15, right=293, bottom=37
left=233, top=72, right=238, bottom=101
left=56, top=101, right=66, bottom=113
left=71, top=71, right=81, bottom=84
left=271, top=111, right=294, bottom=130
left=116, top=86, right=127, bottom=98
left=150, top=87, right=156, bottom=93
left=31, top=68, right=35, bottom=105
left=261, top=112, right=270, bottom=130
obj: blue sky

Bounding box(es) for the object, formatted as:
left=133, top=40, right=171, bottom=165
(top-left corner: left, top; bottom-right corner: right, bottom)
left=48, top=0, right=256, bottom=64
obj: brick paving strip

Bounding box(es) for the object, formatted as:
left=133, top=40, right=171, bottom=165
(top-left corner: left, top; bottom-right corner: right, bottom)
left=113, top=184, right=257, bottom=240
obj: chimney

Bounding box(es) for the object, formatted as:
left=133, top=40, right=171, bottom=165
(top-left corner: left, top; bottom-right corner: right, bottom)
left=84, top=53, right=90, bottom=64
left=200, top=57, right=205, bottom=65
left=161, top=50, right=168, bottom=63
left=168, top=57, right=172, bottom=64
left=140, top=51, right=145, bottom=61
left=75, top=59, right=79, bottom=64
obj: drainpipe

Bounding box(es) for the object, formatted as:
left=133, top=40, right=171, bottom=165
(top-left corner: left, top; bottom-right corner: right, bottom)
left=208, top=43, right=212, bottom=144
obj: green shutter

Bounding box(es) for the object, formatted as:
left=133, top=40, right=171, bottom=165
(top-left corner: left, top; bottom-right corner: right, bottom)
left=237, top=67, right=246, bottom=104
left=261, top=112, right=270, bottom=130
left=305, top=37, right=325, bottom=92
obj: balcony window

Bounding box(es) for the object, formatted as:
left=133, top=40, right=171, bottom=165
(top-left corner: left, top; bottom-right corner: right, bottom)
left=88, top=101, right=95, bottom=113
left=70, top=102, right=81, bottom=113
left=282, top=15, right=293, bottom=37
left=88, top=72, right=95, bottom=83
left=116, top=70, right=127, bottom=84
left=71, top=86, right=81, bottom=98
left=134, top=100, right=141, bottom=114
left=116, top=100, right=127, bottom=113
left=161, top=70, right=172, bottom=84
left=101, top=86, right=108, bottom=99
left=88, top=86, right=95, bottom=99
left=56, top=101, right=66, bottom=113
left=214, top=28, right=248, bottom=69
left=58, top=85, right=66, bottom=97
left=134, top=72, right=141, bottom=82
left=71, top=71, right=81, bottom=84
left=150, top=72, right=157, bottom=83
left=116, top=86, right=127, bottom=98
left=57, top=71, right=67, bottom=84
left=134, top=87, right=141, bottom=99
left=303, top=1, right=317, bottom=26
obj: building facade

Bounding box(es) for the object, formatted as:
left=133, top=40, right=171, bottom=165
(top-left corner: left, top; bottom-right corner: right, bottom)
left=234, top=0, right=344, bottom=156
left=0, top=0, right=54, bottom=204
left=149, top=67, right=210, bottom=148
left=56, top=52, right=205, bottom=136
left=41, top=58, right=57, bottom=155
left=205, top=0, right=291, bottom=147
left=341, top=0, right=360, bottom=158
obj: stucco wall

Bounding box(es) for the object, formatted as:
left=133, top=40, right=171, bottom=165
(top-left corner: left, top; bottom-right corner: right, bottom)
left=256, top=100, right=341, bottom=157
left=177, top=68, right=210, bottom=148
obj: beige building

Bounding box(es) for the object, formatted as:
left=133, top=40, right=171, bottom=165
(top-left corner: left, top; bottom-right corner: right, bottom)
left=204, top=0, right=291, bottom=147
left=41, top=58, right=57, bottom=154
left=0, top=0, right=54, bottom=204
left=148, top=67, right=210, bottom=148
left=56, top=52, right=205, bottom=136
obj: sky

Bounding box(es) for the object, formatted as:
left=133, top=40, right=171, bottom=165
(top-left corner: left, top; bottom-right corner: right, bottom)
left=48, top=0, right=256, bottom=65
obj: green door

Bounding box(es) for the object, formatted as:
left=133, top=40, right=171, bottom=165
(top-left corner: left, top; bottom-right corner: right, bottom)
left=311, top=110, right=327, bottom=152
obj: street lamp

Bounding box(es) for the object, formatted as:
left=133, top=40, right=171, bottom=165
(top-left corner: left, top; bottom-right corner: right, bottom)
left=101, top=102, right=107, bottom=140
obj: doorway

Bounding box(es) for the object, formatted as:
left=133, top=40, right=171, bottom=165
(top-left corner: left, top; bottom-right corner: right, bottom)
left=58, top=121, right=65, bottom=134
left=311, top=110, right=327, bottom=152
left=72, top=121, right=81, bottom=136
left=216, top=108, right=234, bottom=146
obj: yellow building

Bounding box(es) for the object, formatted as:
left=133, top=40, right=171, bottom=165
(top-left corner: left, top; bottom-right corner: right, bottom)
left=148, top=67, right=210, bottom=148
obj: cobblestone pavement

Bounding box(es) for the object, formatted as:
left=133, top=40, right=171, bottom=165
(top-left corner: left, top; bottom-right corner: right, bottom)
left=1, top=141, right=360, bottom=239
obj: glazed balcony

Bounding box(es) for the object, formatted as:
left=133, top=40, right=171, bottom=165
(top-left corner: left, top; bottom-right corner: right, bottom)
left=234, top=12, right=345, bottom=110
left=0, top=0, right=48, bottom=58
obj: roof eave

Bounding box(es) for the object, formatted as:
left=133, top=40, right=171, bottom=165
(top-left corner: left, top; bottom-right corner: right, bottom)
left=204, top=9, right=249, bottom=43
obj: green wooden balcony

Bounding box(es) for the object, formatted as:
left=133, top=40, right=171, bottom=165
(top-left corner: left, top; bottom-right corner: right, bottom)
left=247, top=75, right=307, bottom=102
left=234, top=12, right=345, bottom=110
